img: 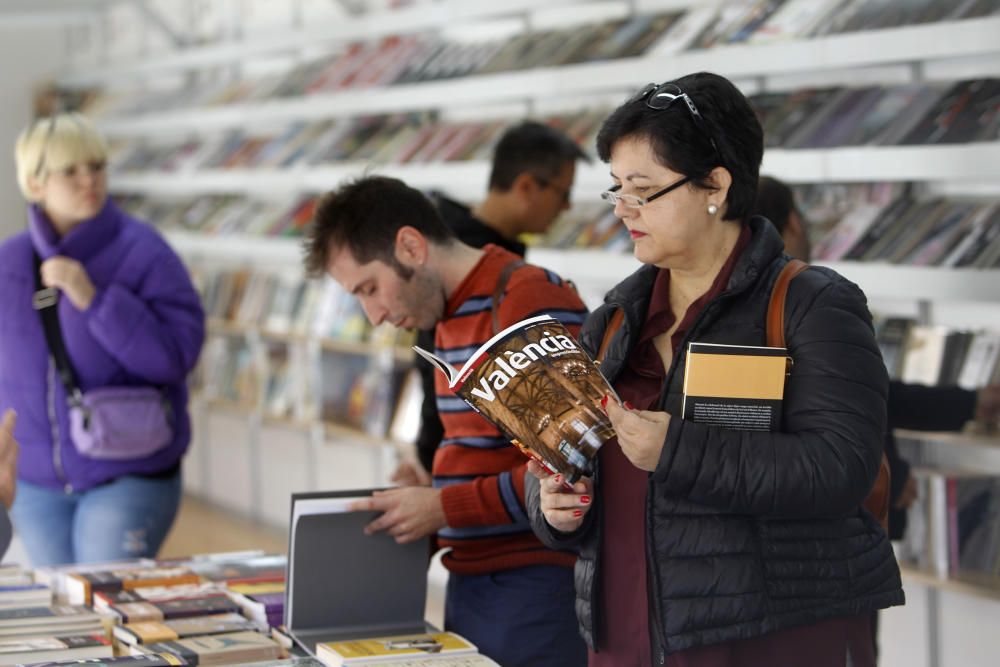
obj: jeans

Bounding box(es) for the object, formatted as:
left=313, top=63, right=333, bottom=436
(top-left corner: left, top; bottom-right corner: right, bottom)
left=11, top=472, right=182, bottom=566
left=445, top=564, right=586, bottom=667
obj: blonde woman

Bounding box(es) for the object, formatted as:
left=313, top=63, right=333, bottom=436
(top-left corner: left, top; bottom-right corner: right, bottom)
left=0, top=113, right=204, bottom=565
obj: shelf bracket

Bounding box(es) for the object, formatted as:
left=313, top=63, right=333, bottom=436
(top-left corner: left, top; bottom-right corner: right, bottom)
left=135, top=0, right=189, bottom=49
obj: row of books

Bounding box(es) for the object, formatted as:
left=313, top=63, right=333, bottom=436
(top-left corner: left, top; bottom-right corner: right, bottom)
left=84, top=9, right=682, bottom=120
left=118, top=195, right=317, bottom=238
left=188, top=266, right=417, bottom=432
left=810, top=190, right=1000, bottom=267
left=754, top=79, right=1000, bottom=149
left=105, top=76, right=998, bottom=181
left=0, top=552, right=292, bottom=666
left=81, top=0, right=999, bottom=123
left=693, top=0, right=1000, bottom=49
left=897, top=468, right=1000, bottom=585
left=107, top=109, right=604, bottom=174
left=875, top=318, right=1000, bottom=390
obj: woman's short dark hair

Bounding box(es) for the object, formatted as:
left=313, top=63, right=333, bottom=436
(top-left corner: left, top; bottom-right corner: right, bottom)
left=596, top=72, right=764, bottom=222
left=303, top=175, right=455, bottom=278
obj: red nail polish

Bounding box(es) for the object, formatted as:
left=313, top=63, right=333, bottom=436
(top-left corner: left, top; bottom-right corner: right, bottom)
left=624, top=400, right=635, bottom=410
left=553, top=475, right=561, bottom=485
left=573, top=510, right=583, bottom=517
left=580, top=496, right=591, bottom=505
left=600, top=395, right=609, bottom=409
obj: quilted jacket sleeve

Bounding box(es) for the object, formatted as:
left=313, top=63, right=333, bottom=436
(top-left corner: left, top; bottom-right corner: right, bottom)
left=85, top=238, right=205, bottom=384
left=653, top=271, right=889, bottom=518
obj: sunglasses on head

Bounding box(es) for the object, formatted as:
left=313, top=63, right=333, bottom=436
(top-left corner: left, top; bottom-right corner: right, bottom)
left=635, top=82, right=722, bottom=164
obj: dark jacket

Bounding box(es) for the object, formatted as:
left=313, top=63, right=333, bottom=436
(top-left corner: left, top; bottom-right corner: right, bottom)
left=0, top=200, right=205, bottom=492
left=527, top=218, right=904, bottom=659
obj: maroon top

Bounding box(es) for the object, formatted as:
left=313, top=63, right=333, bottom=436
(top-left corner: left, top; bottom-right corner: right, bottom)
left=590, top=226, right=874, bottom=667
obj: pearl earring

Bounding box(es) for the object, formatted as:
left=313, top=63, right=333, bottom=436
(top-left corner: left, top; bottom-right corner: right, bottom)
left=707, top=204, right=718, bottom=215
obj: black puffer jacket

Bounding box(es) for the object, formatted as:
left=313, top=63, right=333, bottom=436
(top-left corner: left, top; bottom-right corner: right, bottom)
left=527, top=218, right=904, bottom=661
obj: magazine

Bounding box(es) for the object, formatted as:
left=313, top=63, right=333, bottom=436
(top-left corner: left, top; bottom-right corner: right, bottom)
left=413, top=314, right=617, bottom=482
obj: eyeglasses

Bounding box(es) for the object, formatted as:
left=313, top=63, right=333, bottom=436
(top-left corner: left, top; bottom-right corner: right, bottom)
left=635, top=82, right=722, bottom=163
left=535, top=175, right=571, bottom=204
left=600, top=175, right=691, bottom=209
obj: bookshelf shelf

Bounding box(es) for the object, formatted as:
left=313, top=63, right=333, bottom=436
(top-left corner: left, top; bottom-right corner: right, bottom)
left=114, top=142, right=1000, bottom=207
left=57, top=0, right=602, bottom=88
left=900, top=565, right=1000, bottom=603
left=818, top=262, right=1000, bottom=304
left=164, top=230, right=303, bottom=266
left=322, top=420, right=406, bottom=449
left=895, top=429, right=1000, bottom=450
left=95, top=15, right=1000, bottom=139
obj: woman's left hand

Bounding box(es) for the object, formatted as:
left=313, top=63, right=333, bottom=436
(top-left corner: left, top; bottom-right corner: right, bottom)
left=40, top=256, right=96, bottom=310
left=604, top=397, right=671, bottom=472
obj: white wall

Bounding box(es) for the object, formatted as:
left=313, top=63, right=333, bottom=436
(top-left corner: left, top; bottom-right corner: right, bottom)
left=0, top=24, right=66, bottom=241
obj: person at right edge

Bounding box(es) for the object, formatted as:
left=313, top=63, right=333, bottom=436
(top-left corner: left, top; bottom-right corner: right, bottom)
left=755, top=173, right=1000, bottom=657
left=526, top=71, right=904, bottom=666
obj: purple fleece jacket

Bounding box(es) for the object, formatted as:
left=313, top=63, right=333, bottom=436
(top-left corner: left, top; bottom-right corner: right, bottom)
left=0, top=199, right=205, bottom=492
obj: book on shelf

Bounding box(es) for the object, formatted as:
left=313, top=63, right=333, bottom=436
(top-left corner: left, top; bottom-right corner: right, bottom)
left=0, top=582, right=51, bottom=609
left=32, top=559, right=156, bottom=601
left=130, top=630, right=283, bottom=666
left=100, top=593, right=240, bottom=623
left=65, top=567, right=201, bottom=607
left=0, top=633, right=112, bottom=664
left=413, top=314, right=617, bottom=483
left=226, top=582, right=285, bottom=630
left=93, top=582, right=226, bottom=609
left=681, top=342, right=788, bottom=432
left=19, top=652, right=190, bottom=667
left=286, top=491, right=432, bottom=656
left=113, top=612, right=260, bottom=646
left=316, top=632, right=476, bottom=667
left=0, top=605, right=103, bottom=639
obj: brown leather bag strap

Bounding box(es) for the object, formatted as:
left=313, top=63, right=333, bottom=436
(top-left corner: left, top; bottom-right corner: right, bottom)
left=595, top=308, right=625, bottom=365
left=766, top=259, right=809, bottom=348
left=491, top=260, right=526, bottom=335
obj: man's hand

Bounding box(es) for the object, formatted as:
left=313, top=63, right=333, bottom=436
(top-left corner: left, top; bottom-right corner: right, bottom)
left=40, top=256, right=96, bottom=310
left=603, top=397, right=670, bottom=472
left=0, top=410, right=19, bottom=509
left=975, top=385, right=1000, bottom=424
left=528, top=460, right=593, bottom=534
left=390, top=460, right=432, bottom=487
left=348, top=487, right=446, bottom=544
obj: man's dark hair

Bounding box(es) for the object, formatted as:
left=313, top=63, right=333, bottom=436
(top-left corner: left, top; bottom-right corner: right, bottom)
left=488, top=121, right=589, bottom=191
left=596, top=71, right=764, bottom=222
left=303, top=175, right=455, bottom=278
left=754, top=175, right=798, bottom=233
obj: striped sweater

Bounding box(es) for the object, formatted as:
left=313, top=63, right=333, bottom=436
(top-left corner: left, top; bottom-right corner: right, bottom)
left=434, top=244, right=589, bottom=575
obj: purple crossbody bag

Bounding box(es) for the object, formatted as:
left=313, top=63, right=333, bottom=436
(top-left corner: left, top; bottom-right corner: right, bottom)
left=33, top=254, right=174, bottom=460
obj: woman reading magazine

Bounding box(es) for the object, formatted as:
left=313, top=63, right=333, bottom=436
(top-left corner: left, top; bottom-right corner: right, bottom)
left=525, top=72, right=903, bottom=666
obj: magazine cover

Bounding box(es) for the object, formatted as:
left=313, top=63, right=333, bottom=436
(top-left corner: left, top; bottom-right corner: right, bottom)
left=414, top=314, right=617, bottom=482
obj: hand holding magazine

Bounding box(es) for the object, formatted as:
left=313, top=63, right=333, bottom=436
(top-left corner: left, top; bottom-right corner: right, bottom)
left=414, top=314, right=617, bottom=482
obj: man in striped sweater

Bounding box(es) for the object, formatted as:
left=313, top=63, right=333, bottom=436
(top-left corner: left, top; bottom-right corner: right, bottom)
left=304, top=175, right=589, bottom=667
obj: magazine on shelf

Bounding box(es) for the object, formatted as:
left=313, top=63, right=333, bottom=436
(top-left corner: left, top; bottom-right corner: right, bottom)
left=413, top=314, right=617, bottom=483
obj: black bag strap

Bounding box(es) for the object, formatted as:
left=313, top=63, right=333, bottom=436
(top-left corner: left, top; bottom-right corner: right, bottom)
left=32, top=253, right=82, bottom=401
left=490, top=259, right=526, bottom=335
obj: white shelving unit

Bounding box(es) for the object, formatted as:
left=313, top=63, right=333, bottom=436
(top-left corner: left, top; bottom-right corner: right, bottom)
left=93, top=15, right=1000, bottom=137
left=57, top=3, right=1000, bottom=666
